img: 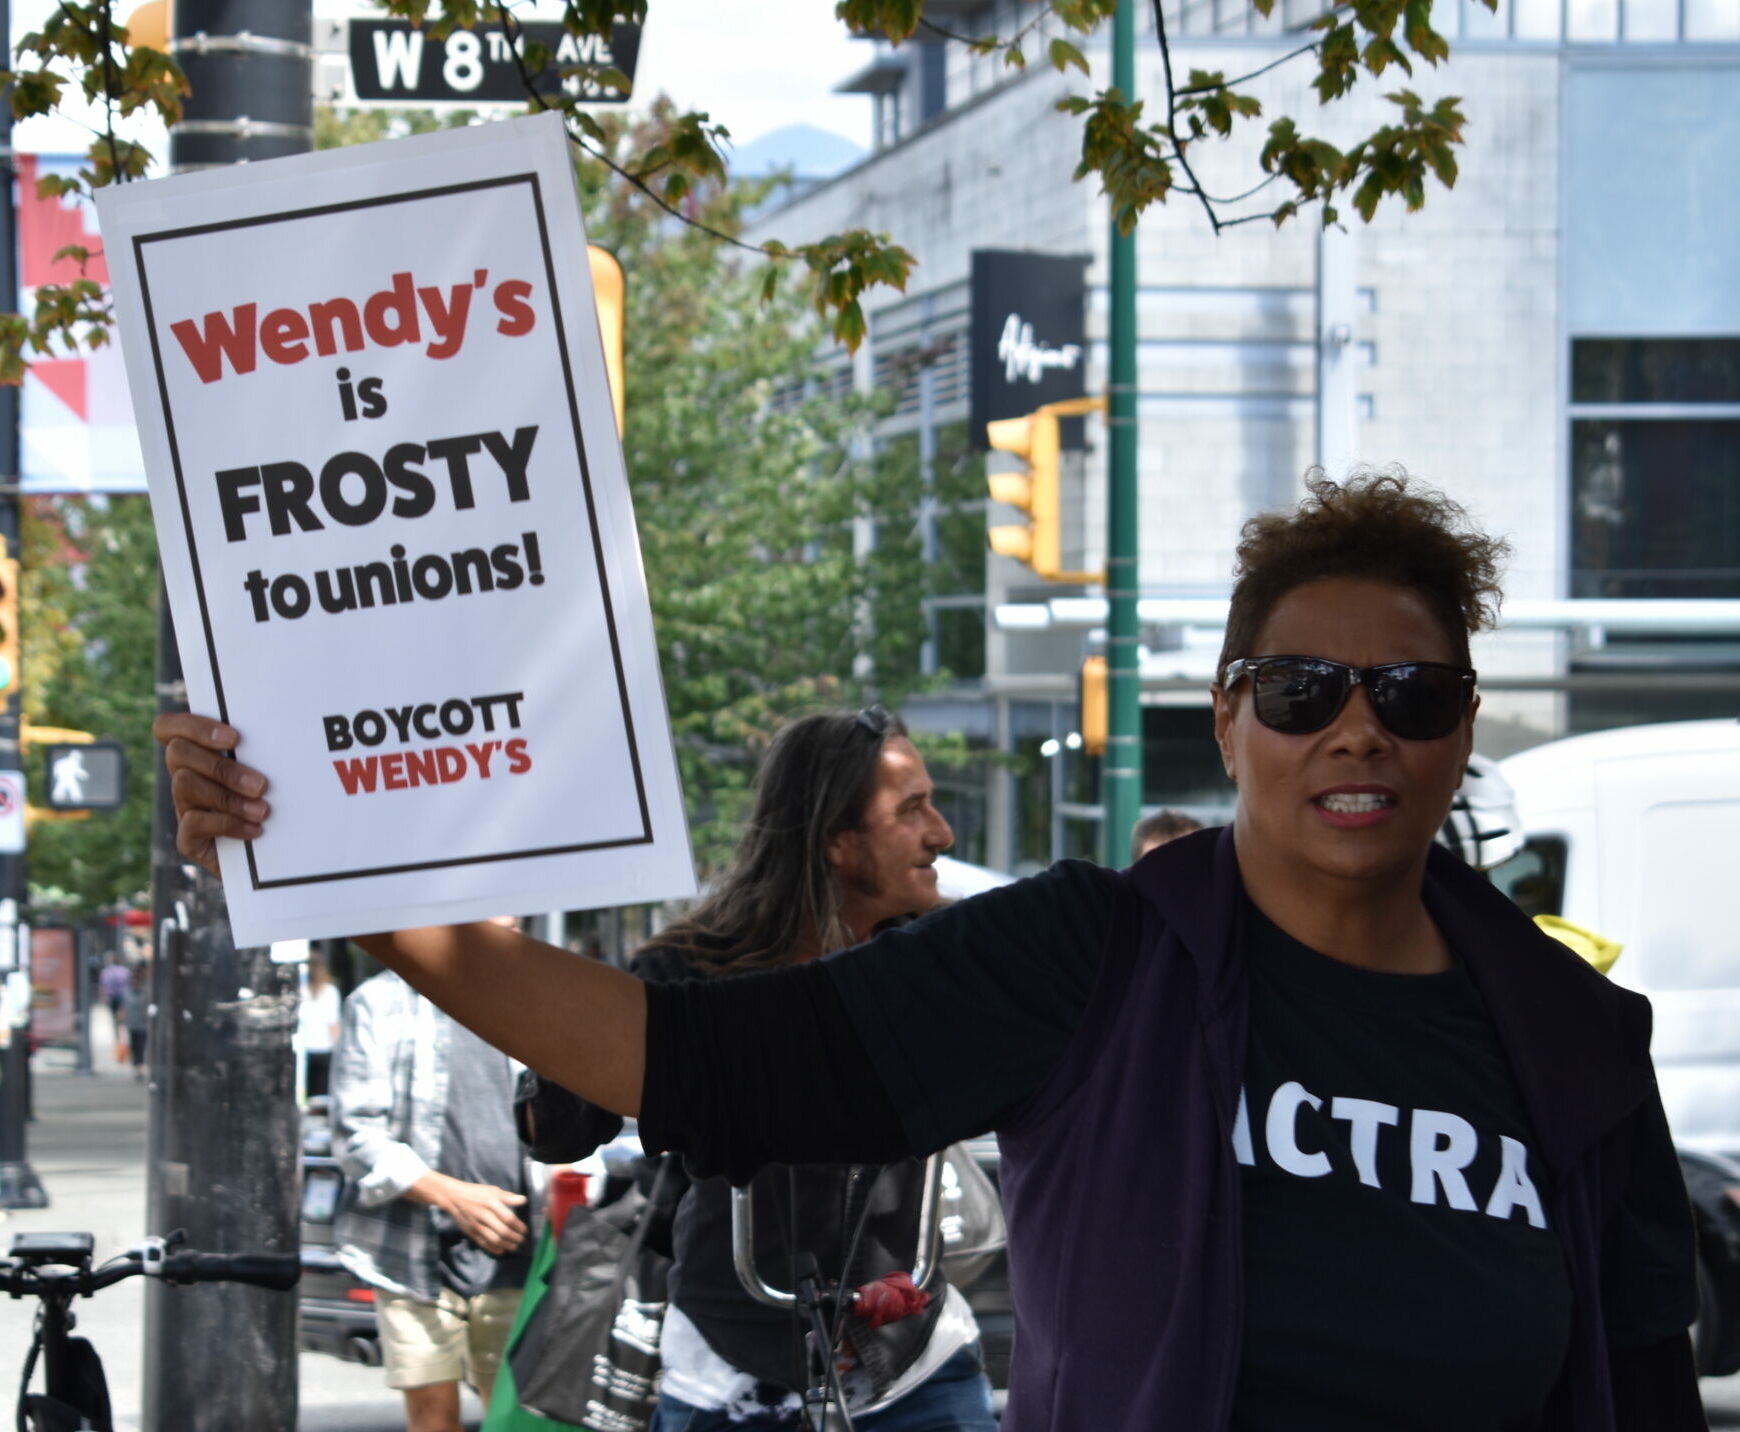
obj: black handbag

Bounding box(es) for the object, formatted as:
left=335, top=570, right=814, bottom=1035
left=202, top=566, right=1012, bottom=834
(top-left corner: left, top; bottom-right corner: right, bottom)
left=510, top=1163, right=672, bottom=1431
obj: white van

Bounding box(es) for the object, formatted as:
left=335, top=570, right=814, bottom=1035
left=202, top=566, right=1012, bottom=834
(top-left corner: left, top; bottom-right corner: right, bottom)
left=1497, top=719, right=1740, bottom=1157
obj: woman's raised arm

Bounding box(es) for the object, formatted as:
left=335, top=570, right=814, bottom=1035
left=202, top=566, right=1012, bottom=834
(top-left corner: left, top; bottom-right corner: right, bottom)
left=152, top=712, right=647, bottom=1116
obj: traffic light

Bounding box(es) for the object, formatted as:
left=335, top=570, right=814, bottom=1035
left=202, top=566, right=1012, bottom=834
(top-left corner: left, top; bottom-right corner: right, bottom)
left=984, top=395, right=1105, bottom=583
left=1080, top=655, right=1108, bottom=757
left=986, top=408, right=1062, bottom=578
left=588, top=246, right=625, bottom=436
left=123, top=0, right=170, bottom=48
left=0, top=537, right=19, bottom=701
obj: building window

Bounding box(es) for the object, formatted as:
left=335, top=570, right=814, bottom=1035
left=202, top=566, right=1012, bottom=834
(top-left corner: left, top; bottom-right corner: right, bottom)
left=1569, top=338, right=1740, bottom=599
left=1140, top=706, right=1237, bottom=818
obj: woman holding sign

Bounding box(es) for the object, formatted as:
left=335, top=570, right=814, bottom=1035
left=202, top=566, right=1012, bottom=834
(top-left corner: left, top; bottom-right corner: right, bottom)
left=159, top=474, right=1702, bottom=1431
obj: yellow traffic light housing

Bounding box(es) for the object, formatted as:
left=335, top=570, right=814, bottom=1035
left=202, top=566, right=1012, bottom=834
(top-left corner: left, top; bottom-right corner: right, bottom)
left=588, top=246, right=625, bottom=436
left=986, top=409, right=1061, bottom=576
left=984, top=396, right=1105, bottom=583
left=1080, top=655, right=1108, bottom=757
left=0, top=538, right=19, bottom=701
left=123, top=0, right=171, bottom=49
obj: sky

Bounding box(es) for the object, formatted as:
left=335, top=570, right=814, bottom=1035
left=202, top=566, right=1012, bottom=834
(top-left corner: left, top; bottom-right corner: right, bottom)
left=627, top=1, right=873, bottom=151
left=8, top=0, right=877, bottom=157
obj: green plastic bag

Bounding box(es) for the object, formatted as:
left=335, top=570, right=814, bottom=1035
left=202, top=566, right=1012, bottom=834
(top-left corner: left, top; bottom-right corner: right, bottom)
left=482, top=1225, right=585, bottom=1432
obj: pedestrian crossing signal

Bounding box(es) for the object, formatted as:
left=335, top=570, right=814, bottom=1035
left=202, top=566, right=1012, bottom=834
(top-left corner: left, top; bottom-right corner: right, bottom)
left=0, top=538, right=19, bottom=699
left=43, top=741, right=127, bottom=812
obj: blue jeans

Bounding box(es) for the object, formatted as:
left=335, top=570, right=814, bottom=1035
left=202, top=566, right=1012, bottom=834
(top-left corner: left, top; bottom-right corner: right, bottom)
left=650, top=1344, right=997, bottom=1432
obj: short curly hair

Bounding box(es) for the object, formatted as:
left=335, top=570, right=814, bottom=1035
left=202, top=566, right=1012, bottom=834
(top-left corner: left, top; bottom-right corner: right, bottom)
left=1216, top=468, right=1508, bottom=685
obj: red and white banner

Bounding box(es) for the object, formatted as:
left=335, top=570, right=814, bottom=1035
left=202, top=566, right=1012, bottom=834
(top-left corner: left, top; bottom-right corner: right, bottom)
left=17, top=154, right=147, bottom=493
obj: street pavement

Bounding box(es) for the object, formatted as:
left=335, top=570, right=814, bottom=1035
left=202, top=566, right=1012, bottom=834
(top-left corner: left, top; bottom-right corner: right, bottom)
left=0, top=1010, right=490, bottom=1431
left=6, top=1011, right=1740, bottom=1428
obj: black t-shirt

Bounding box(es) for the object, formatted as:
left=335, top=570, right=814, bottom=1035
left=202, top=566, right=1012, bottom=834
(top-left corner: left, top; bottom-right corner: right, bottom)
left=1234, top=904, right=1572, bottom=1429
left=642, top=860, right=1694, bottom=1420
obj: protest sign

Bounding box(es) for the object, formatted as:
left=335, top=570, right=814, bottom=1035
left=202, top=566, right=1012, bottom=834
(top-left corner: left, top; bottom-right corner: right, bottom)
left=97, top=113, right=695, bottom=946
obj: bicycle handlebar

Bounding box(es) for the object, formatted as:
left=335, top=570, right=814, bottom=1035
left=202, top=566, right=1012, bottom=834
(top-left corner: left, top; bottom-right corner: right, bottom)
left=158, top=1252, right=301, bottom=1291
left=0, top=1246, right=300, bottom=1298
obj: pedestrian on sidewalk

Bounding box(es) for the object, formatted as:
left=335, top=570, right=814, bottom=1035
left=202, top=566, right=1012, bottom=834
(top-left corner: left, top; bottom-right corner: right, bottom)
left=122, top=963, right=150, bottom=1082
left=299, top=950, right=342, bottom=1100
left=332, top=918, right=539, bottom=1432
left=98, top=958, right=130, bottom=1031
left=1129, top=808, right=1202, bottom=863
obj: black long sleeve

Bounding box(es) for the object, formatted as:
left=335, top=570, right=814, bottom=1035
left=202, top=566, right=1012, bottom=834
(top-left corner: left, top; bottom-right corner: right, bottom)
left=638, top=958, right=913, bottom=1184
left=638, top=860, right=1119, bottom=1183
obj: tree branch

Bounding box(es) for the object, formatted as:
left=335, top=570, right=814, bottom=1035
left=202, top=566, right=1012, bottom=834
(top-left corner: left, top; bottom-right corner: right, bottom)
left=1173, top=38, right=1319, bottom=96
left=98, top=0, right=123, bottom=187
left=490, top=2, right=767, bottom=257
left=1175, top=172, right=1280, bottom=206
left=1151, top=0, right=1221, bottom=235
left=918, top=3, right=1057, bottom=57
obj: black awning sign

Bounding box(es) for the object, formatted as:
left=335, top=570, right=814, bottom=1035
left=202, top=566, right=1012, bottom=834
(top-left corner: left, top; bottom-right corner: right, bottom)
left=44, top=742, right=126, bottom=812
left=971, top=250, right=1090, bottom=448
left=347, top=19, right=642, bottom=107
left=967, top=248, right=1085, bottom=445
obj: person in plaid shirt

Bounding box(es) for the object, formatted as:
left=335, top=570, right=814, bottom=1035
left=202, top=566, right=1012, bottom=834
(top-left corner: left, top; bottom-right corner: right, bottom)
left=333, top=921, right=541, bottom=1432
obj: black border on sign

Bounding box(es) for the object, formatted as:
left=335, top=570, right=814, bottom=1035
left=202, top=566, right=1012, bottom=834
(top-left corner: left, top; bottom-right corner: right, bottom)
left=134, top=171, right=654, bottom=890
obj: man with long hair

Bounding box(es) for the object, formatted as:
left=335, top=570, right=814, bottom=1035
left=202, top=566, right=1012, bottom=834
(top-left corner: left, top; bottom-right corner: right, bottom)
left=524, top=707, right=997, bottom=1430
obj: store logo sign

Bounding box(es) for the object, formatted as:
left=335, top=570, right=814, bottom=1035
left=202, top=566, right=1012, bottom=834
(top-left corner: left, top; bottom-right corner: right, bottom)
left=998, top=314, right=1083, bottom=384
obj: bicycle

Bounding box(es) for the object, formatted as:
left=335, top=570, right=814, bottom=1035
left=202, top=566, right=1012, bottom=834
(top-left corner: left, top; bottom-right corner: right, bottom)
left=1, top=1228, right=301, bottom=1432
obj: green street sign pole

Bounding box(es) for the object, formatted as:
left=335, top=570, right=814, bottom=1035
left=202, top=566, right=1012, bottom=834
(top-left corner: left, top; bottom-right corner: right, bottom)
left=1102, top=0, right=1143, bottom=866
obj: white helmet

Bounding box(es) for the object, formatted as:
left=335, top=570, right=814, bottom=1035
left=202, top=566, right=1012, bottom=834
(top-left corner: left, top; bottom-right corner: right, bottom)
left=1439, top=753, right=1525, bottom=870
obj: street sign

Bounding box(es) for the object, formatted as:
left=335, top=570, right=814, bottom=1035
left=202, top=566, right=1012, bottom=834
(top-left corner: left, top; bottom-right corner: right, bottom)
left=42, top=742, right=126, bottom=812
left=0, top=773, right=22, bottom=854
left=342, top=18, right=641, bottom=107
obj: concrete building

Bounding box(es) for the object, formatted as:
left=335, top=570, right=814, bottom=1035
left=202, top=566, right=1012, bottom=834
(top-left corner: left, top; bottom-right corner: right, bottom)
left=747, top=0, right=1740, bottom=874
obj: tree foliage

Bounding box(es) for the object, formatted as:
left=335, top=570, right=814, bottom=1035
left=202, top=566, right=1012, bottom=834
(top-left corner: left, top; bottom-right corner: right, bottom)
left=2, top=0, right=1494, bottom=374
left=579, top=104, right=932, bottom=868
left=21, top=495, right=160, bottom=911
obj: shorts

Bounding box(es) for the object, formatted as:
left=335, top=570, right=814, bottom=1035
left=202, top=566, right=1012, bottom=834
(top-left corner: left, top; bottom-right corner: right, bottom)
left=376, top=1285, right=523, bottom=1401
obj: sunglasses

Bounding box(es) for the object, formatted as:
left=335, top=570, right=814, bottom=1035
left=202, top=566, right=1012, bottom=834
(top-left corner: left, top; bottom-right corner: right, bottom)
left=1222, top=656, right=1476, bottom=741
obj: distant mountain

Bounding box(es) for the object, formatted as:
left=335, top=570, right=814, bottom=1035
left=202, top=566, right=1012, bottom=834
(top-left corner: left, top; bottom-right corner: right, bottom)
left=729, top=124, right=865, bottom=182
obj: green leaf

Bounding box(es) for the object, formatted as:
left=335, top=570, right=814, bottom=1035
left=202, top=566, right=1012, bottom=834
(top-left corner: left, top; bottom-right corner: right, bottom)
left=833, top=298, right=866, bottom=352
left=1048, top=38, right=1089, bottom=76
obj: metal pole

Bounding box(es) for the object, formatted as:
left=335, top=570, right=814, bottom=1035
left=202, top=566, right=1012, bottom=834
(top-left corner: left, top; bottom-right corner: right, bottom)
left=0, top=0, right=47, bottom=1210
left=144, top=0, right=311, bottom=1423
left=1101, top=0, right=1143, bottom=867
left=74, top=923, right=92, bottom=1075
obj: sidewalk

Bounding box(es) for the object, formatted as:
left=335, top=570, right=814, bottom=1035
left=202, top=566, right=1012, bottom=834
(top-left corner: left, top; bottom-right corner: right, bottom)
left=0, top=1012, right=486, bottom=1430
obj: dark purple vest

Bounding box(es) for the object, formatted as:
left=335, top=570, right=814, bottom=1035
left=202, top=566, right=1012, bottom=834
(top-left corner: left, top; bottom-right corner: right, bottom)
left=994, top=826, right=1661, bottom=1431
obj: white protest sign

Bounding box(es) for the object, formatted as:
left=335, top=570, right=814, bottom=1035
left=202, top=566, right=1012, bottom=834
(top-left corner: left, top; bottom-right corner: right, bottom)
left=98, top=113, right=695, bottom=946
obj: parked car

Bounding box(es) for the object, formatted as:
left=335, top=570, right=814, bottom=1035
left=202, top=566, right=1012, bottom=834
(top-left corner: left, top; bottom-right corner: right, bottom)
left=1497, top=719, right=1740, bottom=1159
left=298, top=1099, right=382, bottom=1366
left=1494, top=720, right=1740, bottom=1375
left=1679, top=1147, right=1740, bottom=1376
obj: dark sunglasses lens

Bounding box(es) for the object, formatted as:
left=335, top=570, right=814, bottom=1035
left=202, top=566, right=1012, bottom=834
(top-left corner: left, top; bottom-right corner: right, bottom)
left=1369, top=665, right=1466, bottom=739
left=1251, top=660, right=1346, bottom=734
